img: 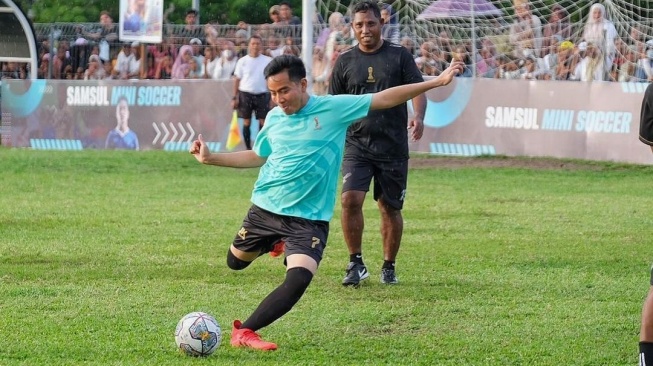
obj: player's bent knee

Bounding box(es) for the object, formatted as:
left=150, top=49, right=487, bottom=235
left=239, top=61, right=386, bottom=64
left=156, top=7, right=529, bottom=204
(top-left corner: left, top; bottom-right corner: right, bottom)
left=226, top=249, right=251, bottom=270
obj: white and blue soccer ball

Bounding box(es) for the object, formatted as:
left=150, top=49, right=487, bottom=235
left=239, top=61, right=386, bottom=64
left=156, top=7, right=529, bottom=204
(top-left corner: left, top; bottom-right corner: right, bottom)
left=174, top=312, right=221, bottom=357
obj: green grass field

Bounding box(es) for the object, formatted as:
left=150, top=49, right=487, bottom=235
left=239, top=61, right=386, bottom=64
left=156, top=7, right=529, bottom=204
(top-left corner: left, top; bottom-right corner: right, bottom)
left=1, top=149, right=652, bottom=365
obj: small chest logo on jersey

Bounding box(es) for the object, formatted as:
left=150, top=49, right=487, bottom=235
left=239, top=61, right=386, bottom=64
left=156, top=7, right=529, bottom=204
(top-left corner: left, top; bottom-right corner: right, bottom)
left=238, top=227, right=248, bottom=240
left=367, top=67, right=375, bottom=83
left=314, top=117, right=321, bottom=130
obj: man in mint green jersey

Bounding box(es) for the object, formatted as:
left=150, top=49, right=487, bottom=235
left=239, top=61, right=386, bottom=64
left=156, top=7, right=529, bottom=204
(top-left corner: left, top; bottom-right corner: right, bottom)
left=189, top=55, right=462, bottom=351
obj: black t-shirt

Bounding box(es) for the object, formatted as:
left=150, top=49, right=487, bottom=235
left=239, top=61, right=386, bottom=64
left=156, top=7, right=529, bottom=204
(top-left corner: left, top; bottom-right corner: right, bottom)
left=639, top=83, right=653, bottom=146
left=329, top=41, right=423, bottom=160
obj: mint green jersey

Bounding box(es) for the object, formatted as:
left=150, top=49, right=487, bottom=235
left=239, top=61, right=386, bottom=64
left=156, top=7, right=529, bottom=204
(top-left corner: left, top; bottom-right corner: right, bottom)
left=251, top=94, right=373, bottom=221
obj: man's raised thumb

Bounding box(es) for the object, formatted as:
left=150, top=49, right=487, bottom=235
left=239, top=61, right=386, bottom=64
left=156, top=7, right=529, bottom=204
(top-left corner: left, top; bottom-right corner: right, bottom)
left=198, top=134, right=205, bottom=143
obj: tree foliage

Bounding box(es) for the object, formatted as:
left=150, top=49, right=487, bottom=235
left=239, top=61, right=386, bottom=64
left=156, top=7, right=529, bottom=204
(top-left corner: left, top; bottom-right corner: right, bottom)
left=16, top=0, right=648, bottom=26
left=15, top=0, right=301, bottom=25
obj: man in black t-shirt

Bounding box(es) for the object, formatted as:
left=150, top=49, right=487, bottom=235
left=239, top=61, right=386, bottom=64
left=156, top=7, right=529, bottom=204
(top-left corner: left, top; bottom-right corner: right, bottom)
left=638, top=83, right=653, bottom=365
left=329, top=0, right=426, bottom=287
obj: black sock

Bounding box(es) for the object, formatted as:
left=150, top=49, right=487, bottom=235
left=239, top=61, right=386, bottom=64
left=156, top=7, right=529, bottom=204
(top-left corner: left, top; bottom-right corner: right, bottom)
left=243, top=125, right=251, bottom=149
left=640, top=342, right=653, bottom=365
left=382, top=260, right=395, bottom=270
left=241, top=267, right=313, bottom=331
left=350, top=253, right=364, bottom=265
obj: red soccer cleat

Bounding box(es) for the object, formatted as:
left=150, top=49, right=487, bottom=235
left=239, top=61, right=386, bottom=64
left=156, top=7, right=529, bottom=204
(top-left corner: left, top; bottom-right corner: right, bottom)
left=269, top=240, right=285, bottom=258
left=230, top=320, right=278, bottom=351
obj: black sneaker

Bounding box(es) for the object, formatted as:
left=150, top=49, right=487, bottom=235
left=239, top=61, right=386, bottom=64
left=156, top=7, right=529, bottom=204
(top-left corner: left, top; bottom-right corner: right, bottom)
left=342, top=262, right=369, bottom=287
left=380, top=268, right=398, bottom=284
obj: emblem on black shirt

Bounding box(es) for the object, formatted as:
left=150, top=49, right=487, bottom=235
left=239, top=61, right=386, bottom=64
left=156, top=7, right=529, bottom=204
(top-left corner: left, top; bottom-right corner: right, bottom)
left=367, top=67, right=375, bottom=83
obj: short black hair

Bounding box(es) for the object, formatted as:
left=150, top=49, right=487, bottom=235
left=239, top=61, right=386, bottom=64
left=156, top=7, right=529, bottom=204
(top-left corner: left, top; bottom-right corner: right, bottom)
left=279, top=1, right=292, bottom=8
left=186, top=8, right=198, bottom=15
left=248, top=34, right=262, bottom=44
left=264, top=55, right=306, bottom=82
left=352, top=0, right=382, bottom=20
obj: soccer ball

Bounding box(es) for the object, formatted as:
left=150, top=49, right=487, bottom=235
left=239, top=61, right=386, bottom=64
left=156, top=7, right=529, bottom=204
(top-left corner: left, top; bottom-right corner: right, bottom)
left=174, top=312, right=222, bottom=357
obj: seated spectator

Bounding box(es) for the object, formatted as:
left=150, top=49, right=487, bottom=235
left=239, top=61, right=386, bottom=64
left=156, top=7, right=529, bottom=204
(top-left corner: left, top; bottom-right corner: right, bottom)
left=414, top=41, right=444, bottom=76
left=581, top=3, right=617, bottom=74
left=189, top=38, right=205, bottom=75
left=265, top=34, right=284, bottom=58
left=542, top=4, right=571, bottom=53
left=509, top=2, right=542, bottom=58
left=451, top=44, right=473, bottom=77
left=63, top=64, right=74, bottom=79
left=154, top=54, right=173, bottom=79
left=572, top=42, right=605, bottom=82
left=103, top=59, right=115, bottom=79
left=541, top=39, right=563, bottom=80
left=38, top=53, right=50, bottom=79
left=497, top=56, right=521, bottom=79
left=235, top=37, right=248, bottom=58
left=628, top=24, right=647, bottom=56
left=640, top=41, right=653, bottom=82
left=0, top=62, right=27, bottom=79
left=74, top=66, right=85, bottom=80
left=333, top=19, right=356, bottom=54
left=282, top=45, right=300, bottom=57
left=380, top=5, right=399, bottom=44
left=400, top=36, right=417, bottom=57
left=312, top=46, right=329, bottom=95
left=172, top=45, right=193, bottom=79
left=554, top=41, right=578, bottom=80
left=316, top=12, right=342, bottom=48
left=187, top=57, right=203, bottom=78
left=114, top=42, right=133, bottom=79
left=212, top=41, right=238, bottom=80
left=235, top=21, right=250, bottom=40
left=204, top=46, right=218, bottom=79
left=127, top=42, right=142, bottom=79
left=84, top=55, right=106, bottom=80
left=143, top=52, right=157, bottom=79
left=617, top=45, right=643, bottom=82
left=520, top=55, right=542, bottom=80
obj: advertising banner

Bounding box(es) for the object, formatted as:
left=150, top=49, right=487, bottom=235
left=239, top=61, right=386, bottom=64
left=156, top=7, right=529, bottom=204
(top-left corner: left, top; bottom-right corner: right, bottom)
left=1, top=78, right=650, bottom=164
left=2, top=79, right=239, bottom=152
left=412, top=78, right=650, bottom=164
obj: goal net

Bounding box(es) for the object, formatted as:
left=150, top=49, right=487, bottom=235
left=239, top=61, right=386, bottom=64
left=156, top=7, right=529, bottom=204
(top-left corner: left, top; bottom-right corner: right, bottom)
left=315, top=0, right=653, bottom=79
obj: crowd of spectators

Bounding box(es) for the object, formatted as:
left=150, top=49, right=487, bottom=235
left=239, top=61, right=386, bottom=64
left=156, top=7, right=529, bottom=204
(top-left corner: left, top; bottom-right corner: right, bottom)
left=3, top=1, right=653, bottom=90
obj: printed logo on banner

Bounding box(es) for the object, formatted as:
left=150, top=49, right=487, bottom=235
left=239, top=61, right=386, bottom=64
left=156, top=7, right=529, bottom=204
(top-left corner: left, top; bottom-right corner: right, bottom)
left=1, top=80, right=47, bottom=117
left=423, top=78, right=474, bottom=129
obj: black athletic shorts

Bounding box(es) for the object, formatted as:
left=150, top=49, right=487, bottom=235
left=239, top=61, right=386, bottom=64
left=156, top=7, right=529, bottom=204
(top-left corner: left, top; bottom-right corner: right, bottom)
left=236, top=91, right=271, bottom=121
left=341, top=156, right=408, bottom=210
left=232, top=205, right=329, bottom=264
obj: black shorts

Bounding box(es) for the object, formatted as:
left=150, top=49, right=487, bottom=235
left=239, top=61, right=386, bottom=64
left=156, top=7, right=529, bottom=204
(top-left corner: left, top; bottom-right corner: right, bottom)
left=341, top=156, right=408, bottom=210
left=237, top=92, right=271, bottom=121
left=232, top=205, right=329, bottom=264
